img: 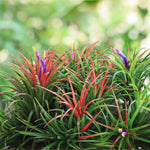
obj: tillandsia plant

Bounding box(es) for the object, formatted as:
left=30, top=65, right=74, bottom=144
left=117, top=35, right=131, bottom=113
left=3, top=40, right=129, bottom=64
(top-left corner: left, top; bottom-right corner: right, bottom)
left=106, top=44, right=150, bottom=105
left=0, top=42, right=150, bottom=149
left=0, top=47, right=69, bottom=149
left=80, top=86, right=150, bottom=149
left=0, top=47, right=68, bottom=110
left=17, top=47, right=67, bottom=87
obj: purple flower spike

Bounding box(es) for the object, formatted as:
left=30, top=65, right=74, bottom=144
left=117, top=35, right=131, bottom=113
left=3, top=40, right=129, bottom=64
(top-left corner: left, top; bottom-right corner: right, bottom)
left=35, top=52, right=40, bottom=59
left=116, top=49, right=130, bottom=70
left=70, top=44, right=74, bottom=59
left=41, top=58, right=46, bottom=73
left=39, top=57, right=46, bottom=79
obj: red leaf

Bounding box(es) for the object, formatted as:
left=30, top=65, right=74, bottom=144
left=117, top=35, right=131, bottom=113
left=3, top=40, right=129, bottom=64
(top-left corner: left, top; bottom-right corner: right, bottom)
left=112, top=90, right=123, bottom=122
left=81, top=108, right=103, bottom=132
left=128, top=132, right=138, bottom=136
left=55, top=84, right=73, bottom=107
left=138, top=50, right=148, bottom=58
left=45, top=67, right=62, bottom=87
left=39, top=86, right=73, bottom=109
left=105, top=85, right=117, bottom=94
left=109, top=136, right=121, bottom=150
left=125, top=102, right=128, bottom=127
left=79, top=47, right=86, bottom=57
left=79, top=132, right=105, bottom=140
left=18, top=52, right=37, bottom=85
left=83, top=98, right=102, bottom=112
left=81, top=72, right=103, bottom=108
left=68, top=78, right=77, bottom=107
left=79, top=71, right=92, bottom=112
left=99, top=64, right=110, bottom=97
left=127, top=141, right=135, bottom=150
left=44, top=113, right=70, bottom=127
left=106, top=42, right=116, bottom=55
left=86, top=41, right=99, bottom=56
left=68, top=68, right=83, bottom=81
left=98, top=60, right=103, bottom=74
left=90, top=58, right=97, bottom=95
left=98, top=122, right=114, bottom=130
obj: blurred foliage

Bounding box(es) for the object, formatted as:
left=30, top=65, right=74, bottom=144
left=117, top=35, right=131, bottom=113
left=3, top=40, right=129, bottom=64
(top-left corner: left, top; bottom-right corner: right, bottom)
left=0, top=0, right=150, bottom=90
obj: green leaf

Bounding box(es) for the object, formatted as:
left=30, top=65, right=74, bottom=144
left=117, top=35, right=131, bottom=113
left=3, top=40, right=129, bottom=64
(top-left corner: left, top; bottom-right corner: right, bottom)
left=104, top=104, right=117, bottom=124
left=134, top=136, right=150, bottom=143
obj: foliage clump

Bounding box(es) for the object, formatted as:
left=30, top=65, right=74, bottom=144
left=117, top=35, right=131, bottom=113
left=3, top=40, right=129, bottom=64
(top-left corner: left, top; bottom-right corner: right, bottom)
left=0, top=42, right=150, bottom=149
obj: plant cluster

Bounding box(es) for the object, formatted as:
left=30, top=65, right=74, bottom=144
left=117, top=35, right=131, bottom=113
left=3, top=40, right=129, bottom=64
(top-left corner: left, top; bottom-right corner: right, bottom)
left=0, top=42, right=150, bottom=149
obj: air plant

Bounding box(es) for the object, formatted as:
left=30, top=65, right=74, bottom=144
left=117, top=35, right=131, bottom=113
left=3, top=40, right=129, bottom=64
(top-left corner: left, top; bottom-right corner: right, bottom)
left=80, top=85, right=150, bottom=149
left=0, top=48, right=69, bottom=112
left=107, top=44, right=150, bottom=105
left=18, top=47, right=66, bottom=87
left=39, top=71, right=104, bottom=126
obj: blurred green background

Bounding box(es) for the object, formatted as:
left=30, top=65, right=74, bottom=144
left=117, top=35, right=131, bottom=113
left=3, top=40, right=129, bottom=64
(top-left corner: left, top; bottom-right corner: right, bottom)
left=0, top=0, right=150, bottom=92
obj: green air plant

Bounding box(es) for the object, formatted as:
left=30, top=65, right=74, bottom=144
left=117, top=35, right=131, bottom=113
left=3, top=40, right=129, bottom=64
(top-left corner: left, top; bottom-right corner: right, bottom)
left=107, top=44, right=150, bottom=104
left=16, top=99, right=83, bottom=149
left=80, top=84, right=150, bottom=149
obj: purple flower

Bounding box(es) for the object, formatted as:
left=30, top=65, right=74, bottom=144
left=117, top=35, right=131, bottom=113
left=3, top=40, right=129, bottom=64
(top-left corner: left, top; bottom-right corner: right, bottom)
left=121, top=131, right=127, bottom=137
left=118, top=128, right=123, bottom=133
left=35, top=51, right=40, bottom=59
left=118, top=128, right=127, bottom=137
left=35, top=51, right=46, bottom=79
left=41, top=57, right=46, bottom=73
left=70, top=44, right=74, bottom=59
left=116, top=49, right=130, bottom=70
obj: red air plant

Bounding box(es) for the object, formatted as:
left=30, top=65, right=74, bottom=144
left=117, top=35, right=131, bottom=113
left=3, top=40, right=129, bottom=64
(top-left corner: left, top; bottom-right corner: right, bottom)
left=39, top=70, right=103, bottom=127
left=16, top=48, right=66, bottom=87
